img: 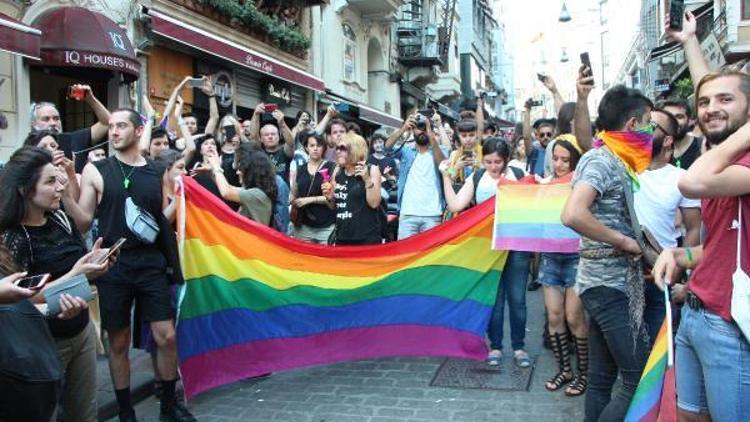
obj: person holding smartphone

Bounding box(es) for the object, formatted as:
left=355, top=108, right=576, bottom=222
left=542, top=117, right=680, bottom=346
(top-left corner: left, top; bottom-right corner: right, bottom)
left=0, top=147, right=115, bottom=422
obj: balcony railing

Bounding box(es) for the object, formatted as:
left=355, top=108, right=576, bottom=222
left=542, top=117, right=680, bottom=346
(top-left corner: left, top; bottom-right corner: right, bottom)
left=169, top=0, right=316, bottom=58
left=396, top=0, right=445, bottom=67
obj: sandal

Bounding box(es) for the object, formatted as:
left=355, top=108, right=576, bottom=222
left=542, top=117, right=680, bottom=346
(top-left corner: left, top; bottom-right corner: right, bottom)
left=545, top=331, right=573, bottom=391
left=565, top=336, right=588, bottom=396
left=565, top=374, right=588, bottom=396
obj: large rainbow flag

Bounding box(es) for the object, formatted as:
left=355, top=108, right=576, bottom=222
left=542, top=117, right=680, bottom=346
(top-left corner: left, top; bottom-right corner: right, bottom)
left=624, top=318, right=677, bottom=422
left=492, top=175, right=579, bottom=253
left=175, top=177, right=508, bottom=399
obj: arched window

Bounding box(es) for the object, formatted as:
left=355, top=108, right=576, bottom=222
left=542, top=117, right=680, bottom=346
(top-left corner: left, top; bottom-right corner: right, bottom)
left=342, top=23, right=357, bottom=82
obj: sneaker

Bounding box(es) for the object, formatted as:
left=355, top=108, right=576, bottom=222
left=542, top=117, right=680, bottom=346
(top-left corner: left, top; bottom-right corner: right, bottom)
left=514, top=350, right=531, bottom=368
left=160, top=402, right=196, bottom=422
left=486, top=349, right=502, bottom=366
left=527, top=280, right=542, bottom=291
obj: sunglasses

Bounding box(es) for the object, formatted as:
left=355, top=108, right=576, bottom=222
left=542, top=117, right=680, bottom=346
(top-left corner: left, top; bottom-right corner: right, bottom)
left=538, top=132, right=553, bottom=139
left=336, top=145, right=349, bottom=152
left=650, top=121, right=673, bottom=137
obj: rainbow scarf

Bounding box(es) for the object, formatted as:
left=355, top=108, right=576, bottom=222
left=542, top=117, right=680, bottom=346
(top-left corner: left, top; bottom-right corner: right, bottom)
left=594, top=130, right=654, bottom=183
left=492, top=174, right=580, bottom=253
left=625, top=288, right=676, bottom=422
left=175, top=177, right=508, bottom=399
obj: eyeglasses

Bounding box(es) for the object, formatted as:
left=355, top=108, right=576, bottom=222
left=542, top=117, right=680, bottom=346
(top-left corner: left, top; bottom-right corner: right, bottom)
left=650, top=121, right=673, bottom=137
left=336, top=144, right=349, bottom=152
left=538, top=132, right=553, bottom=139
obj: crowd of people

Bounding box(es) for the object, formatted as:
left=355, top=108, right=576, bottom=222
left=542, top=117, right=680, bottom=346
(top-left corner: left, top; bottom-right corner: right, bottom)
left=0, top=11, right=747, bottom=422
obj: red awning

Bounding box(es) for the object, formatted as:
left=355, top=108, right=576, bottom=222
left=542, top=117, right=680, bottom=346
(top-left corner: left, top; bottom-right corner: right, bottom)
left=0, top=13, right=41, bottom=60
left=32, top=7, right=140, bottom=80
left=146, top=8, right=325, bottom=93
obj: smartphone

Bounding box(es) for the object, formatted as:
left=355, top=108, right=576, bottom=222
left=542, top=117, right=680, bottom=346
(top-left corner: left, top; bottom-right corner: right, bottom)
left=669, top=0, right=684, bottom=31
left=264, top=103, right=278, bottom=113
left=580, top=52, right=594, bottom=84
left=187, top=77, right=204, bottom=88
left=462, top=150, right=474, bottom=159
left=223, top=125, right=237, bottom=141
left=16, top=273, right=50, bottom=290
left=98, top=237, right=127, bottom=264
left=68, top=86, right=86, bottom=101
left=537, top=73, right=547, bottom=82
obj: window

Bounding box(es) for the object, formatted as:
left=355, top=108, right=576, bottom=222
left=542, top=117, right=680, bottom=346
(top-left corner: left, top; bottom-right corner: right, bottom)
left=599, top=0, right=608, bottom=25
left=744, top=0, right=750, bottom=20
left=342, top=24, right=357, bottom=82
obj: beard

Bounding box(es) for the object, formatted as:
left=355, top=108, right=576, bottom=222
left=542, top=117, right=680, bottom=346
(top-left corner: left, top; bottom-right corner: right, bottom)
left=699, top=112, right=748, bottom=146
left=675, top=123, right=690, bottom=140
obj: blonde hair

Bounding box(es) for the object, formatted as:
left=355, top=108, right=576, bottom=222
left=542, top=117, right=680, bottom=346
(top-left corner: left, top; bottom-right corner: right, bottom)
left=341, top=132, right=368, bottom=164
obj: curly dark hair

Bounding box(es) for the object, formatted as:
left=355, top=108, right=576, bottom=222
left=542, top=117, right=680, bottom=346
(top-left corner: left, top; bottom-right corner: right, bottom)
left=552, top=140, right=582, bottom=172
left=236, top=144, right=278, bottom=203
left=24, top=129, right=58, bottom=148
left=0, top=147, right=53, bottom=232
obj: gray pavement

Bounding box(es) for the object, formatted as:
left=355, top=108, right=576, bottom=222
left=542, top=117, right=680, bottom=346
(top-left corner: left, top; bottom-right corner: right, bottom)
left=111, top=288, right=585, bottom=421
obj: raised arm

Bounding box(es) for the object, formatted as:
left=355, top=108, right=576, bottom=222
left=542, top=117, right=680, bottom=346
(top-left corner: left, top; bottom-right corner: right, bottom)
left=574, top=66, right=595, bottom=151
left=475, top=94, right=485, bottom=135
left=386, top=116, right=415, bottom=149
left=163, top=76, right=190, bottom=133
left=202, top=76, right=220, bottom=136
left=206, top=154, right=241, bottom=203
left=666, top=11, right=710, bottom=88
left=76, top=84, right=111, bottom=142
left=248, top=103, right=264, bottom=145
left=541, top=76, right=565, bottom=114
left=361, top=164, right=382, bottom=209
left=522, top=100, right=533, bottom=156
left=62, top=163, right=100, bottom=233
left=425, top=115, right=446, bottom=165
left=139, top=95, right=155, bottom=155
left=272, top=110, right=295, bottom=157
left=679, top=121, right=750, bottom=198
left=315, top=105, right=336, bottom=135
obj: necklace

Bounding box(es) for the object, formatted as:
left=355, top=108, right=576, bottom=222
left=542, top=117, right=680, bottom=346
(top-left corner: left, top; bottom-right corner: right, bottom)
left=116, top=158, right=137, bottom=190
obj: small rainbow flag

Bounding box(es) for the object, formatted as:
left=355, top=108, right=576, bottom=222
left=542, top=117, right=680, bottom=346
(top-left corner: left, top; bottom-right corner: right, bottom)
left=175, top=177, right=508, bottom=399
left=624, top=318, right=677, bottom=422
left=492, top=175, right=579, bottom=253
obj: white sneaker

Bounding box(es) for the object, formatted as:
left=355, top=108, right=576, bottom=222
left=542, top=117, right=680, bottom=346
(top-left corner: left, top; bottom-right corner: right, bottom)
left=486, top=349, right=502, bottom=366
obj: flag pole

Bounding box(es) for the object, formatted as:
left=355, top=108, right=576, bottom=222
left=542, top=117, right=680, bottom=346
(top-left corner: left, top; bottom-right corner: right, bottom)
left=664, top=286, right=674, bottom=367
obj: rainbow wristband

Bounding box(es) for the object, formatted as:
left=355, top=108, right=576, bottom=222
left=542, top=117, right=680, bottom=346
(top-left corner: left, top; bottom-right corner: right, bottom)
left=685, top=247, right=694, bottom=268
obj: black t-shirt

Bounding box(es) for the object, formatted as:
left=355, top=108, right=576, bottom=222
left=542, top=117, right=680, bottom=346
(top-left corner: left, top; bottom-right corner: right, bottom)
left=221, top=152, right=240, bottom=187
left=334, top=168, right=381, bottom=245
left=57, top=128, right=93, bottom=173
left=2, top=212, right=89, bottom=338
left=0, top=297, right=63, bottom=382
left=671, top=136, right=702, bottom=170
left=367, top=154, right=398, bottom=178
left=295, top=160, right=336, bottom=228
left=265, top=148, right=292, bottom=184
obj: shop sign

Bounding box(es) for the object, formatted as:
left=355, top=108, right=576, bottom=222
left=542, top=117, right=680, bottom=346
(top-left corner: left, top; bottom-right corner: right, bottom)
left=262, top=79, right=293, bottom=106
left=57, top=49, right=140, bottom=74
left=244, top=54, right=274, bottom=74
left=655, top=79, right=671, bottom=93
left=213, top=71, right=234, bottom=108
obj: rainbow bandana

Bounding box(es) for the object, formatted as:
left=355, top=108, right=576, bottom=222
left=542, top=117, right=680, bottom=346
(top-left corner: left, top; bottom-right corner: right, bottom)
left=593, top=129, right=654, bottom=184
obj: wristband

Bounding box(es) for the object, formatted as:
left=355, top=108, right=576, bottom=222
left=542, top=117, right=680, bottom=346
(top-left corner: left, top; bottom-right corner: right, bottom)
left=366, top=182, right=374, bottom=189
left=685, top=247, right=694, bottom=268
left=213, top=167, right=224, bottom=174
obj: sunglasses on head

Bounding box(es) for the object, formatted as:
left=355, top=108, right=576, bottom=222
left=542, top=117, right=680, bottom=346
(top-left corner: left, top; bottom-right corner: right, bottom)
left=336, top=144, right=349, bottom=152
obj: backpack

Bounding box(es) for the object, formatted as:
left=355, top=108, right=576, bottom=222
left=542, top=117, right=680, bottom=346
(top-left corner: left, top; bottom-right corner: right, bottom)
left=470, top=166, right=524, bottom=205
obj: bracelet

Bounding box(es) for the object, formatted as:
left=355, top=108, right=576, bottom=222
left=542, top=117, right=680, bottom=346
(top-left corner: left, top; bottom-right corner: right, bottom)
left=685, top=247, right=694, bottom=268
left=366, top=182, right=375, bottom=189
left=213, top=167, right=224, bottom=174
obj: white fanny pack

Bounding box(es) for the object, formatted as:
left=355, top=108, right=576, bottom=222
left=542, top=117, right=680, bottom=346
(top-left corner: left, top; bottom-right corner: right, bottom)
left=124, top=196, right=160, bottom=244
left=731, top=200, right=750, bottom=341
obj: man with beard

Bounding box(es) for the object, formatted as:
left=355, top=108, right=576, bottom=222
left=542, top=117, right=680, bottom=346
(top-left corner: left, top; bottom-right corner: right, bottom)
left=652, top=68, right=750, bottom=422
left=31, top=84, right=110, bottom=172
left=63, top=109, right=195, bottom=422
left=385, top=112, right=447, bottom=240
left=657, top=98, right=702, bottom=169
left=652, top=13, right=750, bottom=419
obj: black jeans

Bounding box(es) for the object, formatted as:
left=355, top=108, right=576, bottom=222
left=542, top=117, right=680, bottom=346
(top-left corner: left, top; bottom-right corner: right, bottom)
left=580, top=286, right=650, bottom=422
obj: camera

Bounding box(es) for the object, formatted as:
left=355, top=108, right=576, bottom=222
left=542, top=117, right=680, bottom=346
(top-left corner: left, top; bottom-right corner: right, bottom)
left=415, top=114, right=428, bottom=130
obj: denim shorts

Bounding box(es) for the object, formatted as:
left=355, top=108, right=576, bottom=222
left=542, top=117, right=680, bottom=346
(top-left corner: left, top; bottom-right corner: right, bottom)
left=675, top=305, right=750, bottom=419
left=539, top=253, right=579, bottom=289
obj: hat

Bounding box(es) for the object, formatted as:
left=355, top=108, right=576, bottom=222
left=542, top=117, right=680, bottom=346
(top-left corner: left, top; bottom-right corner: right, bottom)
left=554, top=133, right=583, bottom=154
left=533, top=118, right=556, bottom=130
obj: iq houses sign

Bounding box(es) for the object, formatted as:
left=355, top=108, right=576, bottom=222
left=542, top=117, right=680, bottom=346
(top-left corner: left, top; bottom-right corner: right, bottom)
left=55, top=50, right=141, bottom=75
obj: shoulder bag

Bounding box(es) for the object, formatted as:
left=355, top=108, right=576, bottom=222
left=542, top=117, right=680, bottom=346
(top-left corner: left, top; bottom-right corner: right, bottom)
left=731, top=200, right=750, bottom=341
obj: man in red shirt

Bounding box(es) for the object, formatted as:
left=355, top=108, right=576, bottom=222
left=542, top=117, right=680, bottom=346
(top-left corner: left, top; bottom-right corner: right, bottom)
left=653, top=68, right=750, bottom=422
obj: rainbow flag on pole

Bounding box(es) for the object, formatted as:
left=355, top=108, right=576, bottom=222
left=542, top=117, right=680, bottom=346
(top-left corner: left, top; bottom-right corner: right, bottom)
left=492, top=176, right=579, bottom=253
left=175, top=177, right=507, bottom=399
left=624, top=295, right=677, bottom=422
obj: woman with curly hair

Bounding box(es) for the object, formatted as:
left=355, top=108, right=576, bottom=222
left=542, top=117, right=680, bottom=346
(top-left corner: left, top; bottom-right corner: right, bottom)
left=206, top=143, right=277, bottom=226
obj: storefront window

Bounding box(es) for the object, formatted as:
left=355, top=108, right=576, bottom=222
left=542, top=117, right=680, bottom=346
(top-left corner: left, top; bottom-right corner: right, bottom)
left=343, top=23, right=357, bottom=82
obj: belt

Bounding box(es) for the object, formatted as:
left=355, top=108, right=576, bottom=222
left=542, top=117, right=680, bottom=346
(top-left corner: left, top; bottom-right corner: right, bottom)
left=685, top=291, right=704, bottom=310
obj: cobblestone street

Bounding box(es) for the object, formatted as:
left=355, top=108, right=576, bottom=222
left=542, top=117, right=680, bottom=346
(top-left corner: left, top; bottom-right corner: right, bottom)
left=119, top=289, right=585, bottom=421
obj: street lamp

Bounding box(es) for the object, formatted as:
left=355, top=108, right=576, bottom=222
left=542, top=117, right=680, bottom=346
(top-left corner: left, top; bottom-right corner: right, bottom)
left=559, top=2, right=572, bottom=22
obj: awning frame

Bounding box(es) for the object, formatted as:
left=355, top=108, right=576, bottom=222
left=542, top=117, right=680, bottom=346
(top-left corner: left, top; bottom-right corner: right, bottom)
left=0, top=13, right=41, bottom=60
left=145, top=7, right=325, bottom=93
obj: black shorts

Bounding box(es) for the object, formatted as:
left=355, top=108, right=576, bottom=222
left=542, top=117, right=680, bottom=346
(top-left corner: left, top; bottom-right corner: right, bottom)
left=97, top=248, right=175, bottom=332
